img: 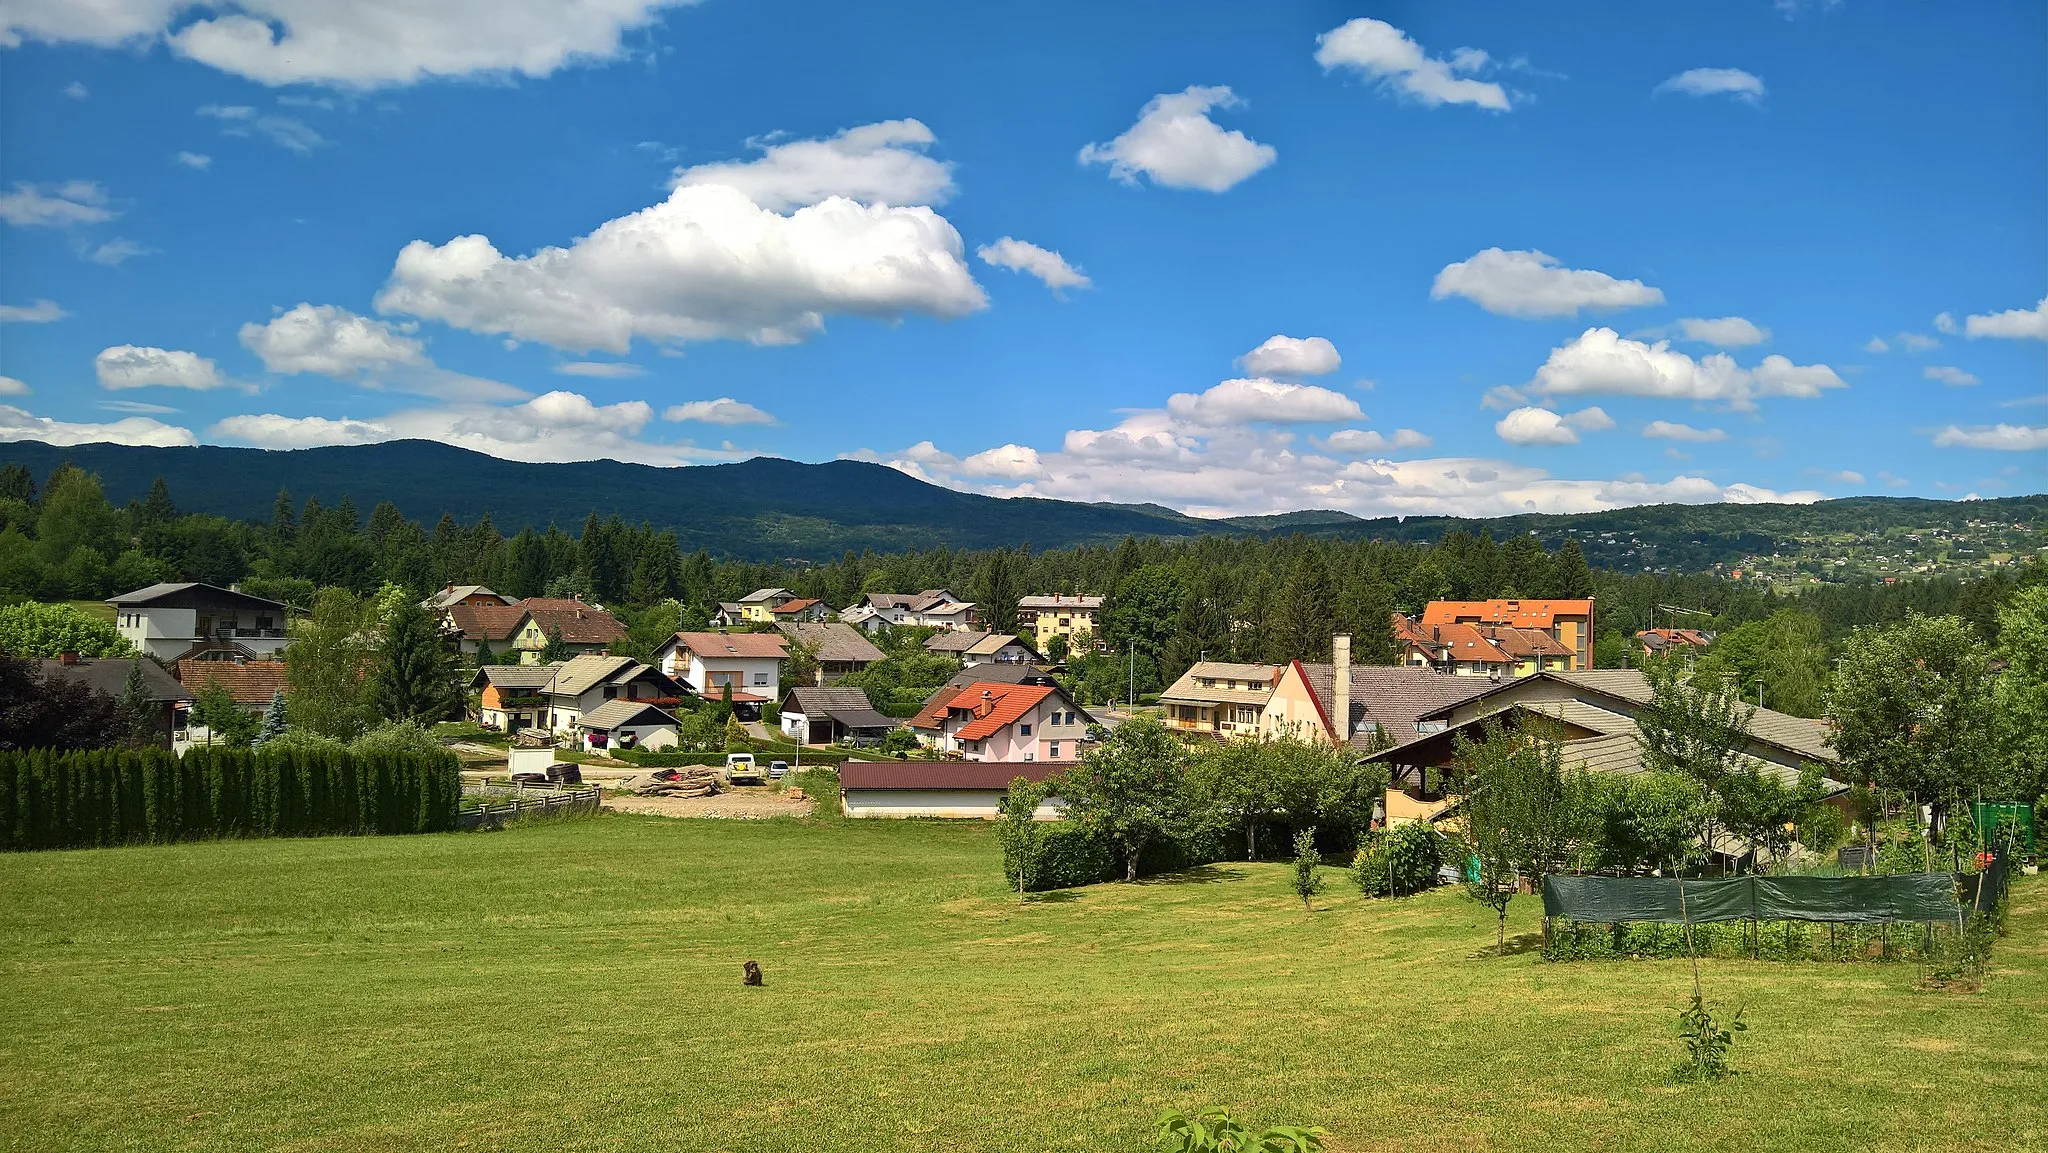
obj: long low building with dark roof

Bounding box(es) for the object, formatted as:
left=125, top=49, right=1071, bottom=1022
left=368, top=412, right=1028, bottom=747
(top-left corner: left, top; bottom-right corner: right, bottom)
left=837, top=760, right=1068, bottom=820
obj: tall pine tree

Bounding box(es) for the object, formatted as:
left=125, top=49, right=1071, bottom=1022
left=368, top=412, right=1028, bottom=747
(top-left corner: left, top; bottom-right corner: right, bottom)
left=1269, top=549, right=1337, bottom=664
left=978, top=549, right=1021, bottom=635
left=368, top=600, right=459, bottom=725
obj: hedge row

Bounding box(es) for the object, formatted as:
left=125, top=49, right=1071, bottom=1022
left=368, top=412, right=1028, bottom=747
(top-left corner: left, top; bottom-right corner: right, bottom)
left=1003, top=820, right=1238, bottom=891
left=0, top=746, right=462, bottom=852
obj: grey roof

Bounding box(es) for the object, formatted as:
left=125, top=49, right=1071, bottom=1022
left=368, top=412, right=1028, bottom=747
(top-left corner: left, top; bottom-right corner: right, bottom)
left=782, top=686, right=897, bottom=731
left=1558, top=732, right=1844, bottom=797
left=547, top=654, right=640, bottom=698
left=925, top=630, right=990, bottom=653
left=39, top=657, right=193, bottom=702
left=967, top=633, right=1036, bottom=657
left=1018, top=595, right=1103, bottom=610
left=740, top=588, right=794, bottom=604
left=1519, top=699, right=1640, bottom=736
left=1296, top=662, right=1499, bottom=747
left=577, top=699, right=679, bottom=730
left=107, top=582, right=286, bottom=612
left=423, top=585, right=506, bottom=610
left=1437, top=668, right=1838, bottom=764
left=471, top=664, right=563, bottom=691
left=776, top=622, right=885, bottom=664
left=1160, top=662, right=1282, bottom=707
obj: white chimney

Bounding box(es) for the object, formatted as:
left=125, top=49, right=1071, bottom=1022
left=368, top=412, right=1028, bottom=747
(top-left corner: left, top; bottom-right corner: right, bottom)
left=1331, top=634, right=1351, bottom=746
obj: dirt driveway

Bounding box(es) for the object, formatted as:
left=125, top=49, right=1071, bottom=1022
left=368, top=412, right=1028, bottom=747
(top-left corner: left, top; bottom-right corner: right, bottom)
left=605, top=788, right=814, bottom=820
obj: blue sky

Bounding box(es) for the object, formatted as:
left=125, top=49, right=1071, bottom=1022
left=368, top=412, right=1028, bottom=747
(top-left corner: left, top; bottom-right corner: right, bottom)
left=1, top=0, right=2042, bottom=518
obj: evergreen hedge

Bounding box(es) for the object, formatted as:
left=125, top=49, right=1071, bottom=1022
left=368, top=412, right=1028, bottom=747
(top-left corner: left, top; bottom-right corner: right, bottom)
left=0, top=745, right=461, bottom=852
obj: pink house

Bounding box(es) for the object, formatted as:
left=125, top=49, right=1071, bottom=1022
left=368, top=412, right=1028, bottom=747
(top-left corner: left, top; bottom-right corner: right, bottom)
left=910, top=679, right=1092, bottom=763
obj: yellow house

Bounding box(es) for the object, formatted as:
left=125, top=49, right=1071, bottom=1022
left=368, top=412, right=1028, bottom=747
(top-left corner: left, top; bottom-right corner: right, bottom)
left=1160, top=662, right=1280, bottom=739
left=1019, top=595, right=1102, bottom=652
left=738, top=588, right=797, bottom=623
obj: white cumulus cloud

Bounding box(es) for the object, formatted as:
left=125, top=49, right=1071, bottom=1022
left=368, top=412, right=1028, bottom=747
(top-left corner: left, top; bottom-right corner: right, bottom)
left=1314, top=18, right=1513, bottom=111
left=671, top=119, right=952, bottom=212
left=175, top=151, right=212, bottom=169
left=1495, top=405, right=1613, bottom=446
left=1, top=0, right=705, bottom=88
left=1956, top=295, right=2048, bottom=341
left=374, top=183, right=986, bottom=353
left=1931, top=424, right=2048, bottom=451
left=1923, top=365, right=1979, bottom=387
left=554, top=361, right=644, bottom=378
left=976, top=237, right=1090, bottom=293
left=663, top=397, right=776, bottom=426
left=94, top=345, right=226, bottom=390
left=1642, top=420, right=1728, bottom=442
left=1529, top=327, right=1845, bottom=410
left=1238, top=335, right=1340, bottom=378
left=1432, top=249, right=1664, bottom=318
left=211, top=413, right=395, bottom=447
left=1654, top=68, right=1766, bottom=103
left=1324, top=428, right=1431, bottom=453
left=1675, top=316, right=1769, bottom=347
left=0, top=403, right=195, bottom=447
left=0, top=299, right=66, bottom=323
left=0, top=377, right=28, bottom=396
left=0, top=180, right=115, bottom=227
left=240, top=303, right=427, bottom=376
left=1078, top=86, right=1276, bottom=193
left=1166, top=378, right=1362, bottom=426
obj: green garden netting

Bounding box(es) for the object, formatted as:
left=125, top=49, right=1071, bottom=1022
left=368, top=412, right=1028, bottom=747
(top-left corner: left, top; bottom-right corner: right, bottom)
left=1541, top=873, right=1964, bottom=925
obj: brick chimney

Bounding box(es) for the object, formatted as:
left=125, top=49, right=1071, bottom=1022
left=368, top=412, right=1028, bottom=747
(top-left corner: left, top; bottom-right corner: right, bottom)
left=1331, top=634, right=1350, bottom=747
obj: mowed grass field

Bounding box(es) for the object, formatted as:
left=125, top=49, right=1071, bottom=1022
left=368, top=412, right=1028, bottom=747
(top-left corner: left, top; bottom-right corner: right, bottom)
left=2, top=814, right=2043, bottom=1153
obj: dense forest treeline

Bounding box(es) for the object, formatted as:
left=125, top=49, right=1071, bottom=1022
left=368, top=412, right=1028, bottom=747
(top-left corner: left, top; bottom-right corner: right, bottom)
left=4, top=460, right=2042, bottom=710
left=0, top=438, right=2040, bottom=567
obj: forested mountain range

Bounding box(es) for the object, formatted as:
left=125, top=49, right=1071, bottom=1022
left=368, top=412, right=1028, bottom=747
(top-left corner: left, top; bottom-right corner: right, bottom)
left=0, top=438, right=2040, bottom=570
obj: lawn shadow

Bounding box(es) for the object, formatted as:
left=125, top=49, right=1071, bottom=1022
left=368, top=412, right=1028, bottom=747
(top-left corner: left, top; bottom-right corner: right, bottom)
left=1466, top=932, right=1545, bottom=959
left=1133, top=865, right=1236, bottom=886
left=1023, top=890, right=1081, bottom=904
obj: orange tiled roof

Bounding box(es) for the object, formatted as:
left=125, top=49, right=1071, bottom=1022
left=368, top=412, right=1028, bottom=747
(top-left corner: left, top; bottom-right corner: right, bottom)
left=522, top=600, right=627, bottom=645
left=770, top=598, right=821, bottom=615
left=1419, top=599, right=1593, bottom=629
left=446, top=602, right=528, bottom=642
left=175, top=659, right=287, bottom=706
left=917, top=681, right=1056, bottom=741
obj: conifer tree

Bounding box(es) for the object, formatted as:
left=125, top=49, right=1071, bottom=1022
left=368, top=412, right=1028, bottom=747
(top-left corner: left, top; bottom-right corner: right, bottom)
left=116, top=659, right=157, bottom=748
left=255, top=689, right=288, bottom=746
left=368, top=600, right=459, bottom=725
left=1270, top=550, right=1337, bottom=664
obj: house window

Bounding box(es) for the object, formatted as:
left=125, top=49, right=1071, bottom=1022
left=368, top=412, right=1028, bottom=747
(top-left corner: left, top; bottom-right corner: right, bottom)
left=752, top=673, right=769, bottom=686
left=604, top=686, right=619, bottom=699
left=1024, top=751, right=1035, bottom=762
left=1049, top=742, right=1061, bottom=759
left=1020, top=723, right=1032, bottom=737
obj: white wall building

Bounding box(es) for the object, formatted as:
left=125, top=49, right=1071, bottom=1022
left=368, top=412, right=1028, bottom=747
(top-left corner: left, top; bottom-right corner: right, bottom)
left=108, top=582, right=290, bottom=662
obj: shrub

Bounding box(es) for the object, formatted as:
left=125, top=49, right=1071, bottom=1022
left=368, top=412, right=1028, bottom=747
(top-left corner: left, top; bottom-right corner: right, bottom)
left=1291, top=827, right=1322, bottom=911
left=0, top=601, right=133, bottom=659
left=1002, top=819, right=1231, bottom=891
left=1352, top=822, right=1444, bottom=897
left=1155, top=1106, right=1326, bottom=1153
left=789, top=767, right=840, bottom=819
left=1673, top=993, right=1745, bottom=1082
left=351, top=721, right=447, bottom=758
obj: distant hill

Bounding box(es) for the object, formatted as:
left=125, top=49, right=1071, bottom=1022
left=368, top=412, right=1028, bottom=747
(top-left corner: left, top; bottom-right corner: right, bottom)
left=1, top=439, right=2040, bottom=567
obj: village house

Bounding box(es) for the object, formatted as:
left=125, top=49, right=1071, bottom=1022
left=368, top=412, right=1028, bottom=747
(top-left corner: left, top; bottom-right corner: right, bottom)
left=1635, top=627, right=1715, bottom=657
left=1258, top=635, right=1498, bottom=751
left=732, top=588, right=799, bottom=624
left=1418, top=598, right=1596, bottom=671
left=841, top=589, right=978, bottom=632
left=774, top=621, right=885, bottom=683
left=38, top=654, right=194, bottom=748
left=173, top=657, right=287, bottom=720
left=108, top=582, right=290, bottom=663
left=1159, top=661, right=1281, bottom=740
left=1391, top=614, right=1576, bottom=678
left=441, top=596, right=627, bottom=664
left=1361, top=668, right=1845, bottom=861
left=572, top=699, right=684, bottom=753
left=922, top=630, right=1042, bottom=667
left=769, top=597, right=832, bottom=623
left=777, top=685, right=900, bottom=745
left=470, top=654, right=690, bottom=746
left=911, top=678, right=1092, bottom=763
left=423, top=584, right=513, bottom=611
left=651, top=630, right=788, bottom=719
left=838, top=761, right=1067, bottom=820
left=1018, top=594, right=1102, bottom=652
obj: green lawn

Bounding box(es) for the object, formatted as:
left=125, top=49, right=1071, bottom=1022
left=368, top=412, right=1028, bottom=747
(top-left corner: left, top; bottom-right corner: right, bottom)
left=1, top=816, right=2042, bottom=1153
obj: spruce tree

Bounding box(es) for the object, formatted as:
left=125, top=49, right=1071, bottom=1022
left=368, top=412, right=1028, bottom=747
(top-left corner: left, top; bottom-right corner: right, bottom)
left=1270, top=550, right=1337, bottom=664
left=978, top=549, right=1020, bottom=635
left=116, top=660, right=157, bottom=748
left=1548, top=539, right=1596, bottom=599
left=368, top=600, right=459, bottom=725
left=254, top=690, right=288, bottom=746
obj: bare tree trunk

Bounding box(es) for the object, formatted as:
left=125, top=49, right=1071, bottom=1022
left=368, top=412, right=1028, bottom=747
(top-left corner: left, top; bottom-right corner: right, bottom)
left=1247, top=819, right=1257, bottom=861
left=1126, top=847, right=1140, bottom=883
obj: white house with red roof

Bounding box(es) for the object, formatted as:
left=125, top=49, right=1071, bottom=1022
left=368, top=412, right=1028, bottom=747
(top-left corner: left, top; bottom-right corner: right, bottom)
left=910, top=678, right=1091, bottom=763
left=651, top=630, right=788, bottom=719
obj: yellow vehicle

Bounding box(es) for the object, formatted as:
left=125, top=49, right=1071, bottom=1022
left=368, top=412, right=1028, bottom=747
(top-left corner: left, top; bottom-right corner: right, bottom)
left=724, top=752, right=763, bottom=784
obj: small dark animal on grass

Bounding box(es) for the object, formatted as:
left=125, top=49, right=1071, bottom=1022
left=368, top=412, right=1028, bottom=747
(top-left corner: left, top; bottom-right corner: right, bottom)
left=743, top=960, right=764, bottom=986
